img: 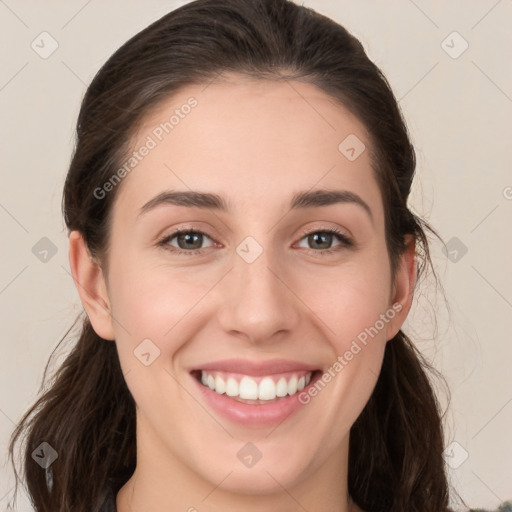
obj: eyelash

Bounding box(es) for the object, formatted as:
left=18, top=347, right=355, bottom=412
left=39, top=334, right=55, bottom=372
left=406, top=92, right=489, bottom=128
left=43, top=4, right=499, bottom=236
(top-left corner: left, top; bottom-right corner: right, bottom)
left=157, top=227, right=354, bottom=257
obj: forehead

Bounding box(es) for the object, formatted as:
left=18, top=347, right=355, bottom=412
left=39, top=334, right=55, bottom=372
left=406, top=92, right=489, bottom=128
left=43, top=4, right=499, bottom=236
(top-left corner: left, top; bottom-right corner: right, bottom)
left=113, top=74, right=383, bottom=223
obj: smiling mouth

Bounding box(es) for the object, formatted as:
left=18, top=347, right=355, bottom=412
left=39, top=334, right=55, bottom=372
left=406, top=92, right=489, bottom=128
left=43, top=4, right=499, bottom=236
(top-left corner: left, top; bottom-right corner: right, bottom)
left=191, top=369, right=322, bottom=404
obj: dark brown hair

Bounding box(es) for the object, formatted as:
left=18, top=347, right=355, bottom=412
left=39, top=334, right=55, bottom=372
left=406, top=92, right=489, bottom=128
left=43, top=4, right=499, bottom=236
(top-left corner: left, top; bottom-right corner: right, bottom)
left=9, top=1, right=459, bottom=511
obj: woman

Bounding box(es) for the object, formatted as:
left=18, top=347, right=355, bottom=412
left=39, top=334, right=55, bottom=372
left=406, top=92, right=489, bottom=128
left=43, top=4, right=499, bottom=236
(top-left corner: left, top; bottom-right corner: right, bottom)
left=9, top=0, right=459, bottom=510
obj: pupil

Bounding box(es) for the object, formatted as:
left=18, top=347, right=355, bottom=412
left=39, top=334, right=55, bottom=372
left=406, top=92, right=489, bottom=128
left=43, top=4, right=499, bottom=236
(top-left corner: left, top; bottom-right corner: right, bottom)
left=310, top=233, right=331, bottom=249
left=180, top=233, right=201, bottom=250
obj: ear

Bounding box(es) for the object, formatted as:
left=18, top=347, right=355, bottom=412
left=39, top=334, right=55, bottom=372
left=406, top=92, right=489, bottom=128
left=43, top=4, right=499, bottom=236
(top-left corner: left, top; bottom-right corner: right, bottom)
left=68, top=230, right=115, bottom=341
left=385, top=234, right=417, bottom=341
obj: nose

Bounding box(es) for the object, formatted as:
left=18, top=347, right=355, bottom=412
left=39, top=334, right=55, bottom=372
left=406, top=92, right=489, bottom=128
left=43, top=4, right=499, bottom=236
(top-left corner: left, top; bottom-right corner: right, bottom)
left=217, top=242, right=301, bottom=345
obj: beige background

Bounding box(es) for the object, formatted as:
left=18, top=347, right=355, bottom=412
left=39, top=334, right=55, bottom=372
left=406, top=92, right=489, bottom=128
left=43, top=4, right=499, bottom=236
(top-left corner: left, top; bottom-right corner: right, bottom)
left=1, top=1, right=511, bottom=510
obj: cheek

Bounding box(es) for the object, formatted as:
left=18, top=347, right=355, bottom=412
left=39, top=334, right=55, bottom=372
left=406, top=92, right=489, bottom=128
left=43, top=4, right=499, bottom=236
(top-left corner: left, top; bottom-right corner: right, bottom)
left=301, top=255, right=392, bottom=349
left=298, top=255, right=391, bottom=416
left=105, top=254, right=231, bottom=398
left=108, top=253, right=212, bottom=339
left=105, top=258, right=206, bottom=415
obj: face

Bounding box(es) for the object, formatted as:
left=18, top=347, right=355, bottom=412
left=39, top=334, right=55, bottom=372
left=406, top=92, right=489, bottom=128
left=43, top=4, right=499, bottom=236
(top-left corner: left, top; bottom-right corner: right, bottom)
left=74, top=74, right=414, bottom=499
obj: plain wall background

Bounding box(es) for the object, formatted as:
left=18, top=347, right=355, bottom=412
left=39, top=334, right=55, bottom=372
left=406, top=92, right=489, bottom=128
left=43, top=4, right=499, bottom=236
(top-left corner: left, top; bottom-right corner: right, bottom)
left=1, top=1, right=511, bottom=510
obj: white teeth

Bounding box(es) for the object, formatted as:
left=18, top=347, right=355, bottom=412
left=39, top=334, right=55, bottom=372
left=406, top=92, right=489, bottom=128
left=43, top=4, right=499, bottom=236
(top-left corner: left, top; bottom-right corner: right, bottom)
left=239, top=376, right=259, bottom=399
left=214, top=375, right=225, bottom=394
left=258, top=377, right=276, bottom=400
left=276, top=377, right=288, bottom=397
left=225, top=377, right=239, bottom=397
left=199, top=370, right=314, bottom=401
left=287, top=376, right=298, bottom=395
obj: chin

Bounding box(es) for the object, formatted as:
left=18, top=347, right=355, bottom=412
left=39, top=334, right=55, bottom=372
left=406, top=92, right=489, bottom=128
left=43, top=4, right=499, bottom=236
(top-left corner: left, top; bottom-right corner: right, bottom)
left=212, top=467, right=302, bottom=495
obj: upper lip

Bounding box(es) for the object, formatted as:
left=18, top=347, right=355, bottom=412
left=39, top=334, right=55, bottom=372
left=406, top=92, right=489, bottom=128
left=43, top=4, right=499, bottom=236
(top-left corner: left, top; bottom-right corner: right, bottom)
left=191, top=358, right=319, bottom=376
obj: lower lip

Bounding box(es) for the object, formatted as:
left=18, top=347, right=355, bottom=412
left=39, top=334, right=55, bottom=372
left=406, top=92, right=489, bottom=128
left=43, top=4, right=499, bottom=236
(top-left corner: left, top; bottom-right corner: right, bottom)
left=190, top=372, right=318, bottom=427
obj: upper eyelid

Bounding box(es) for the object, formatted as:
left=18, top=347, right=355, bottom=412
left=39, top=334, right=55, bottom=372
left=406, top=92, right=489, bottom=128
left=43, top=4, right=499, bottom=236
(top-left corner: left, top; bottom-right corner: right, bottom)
left=301, top=225, right=349, bottom=236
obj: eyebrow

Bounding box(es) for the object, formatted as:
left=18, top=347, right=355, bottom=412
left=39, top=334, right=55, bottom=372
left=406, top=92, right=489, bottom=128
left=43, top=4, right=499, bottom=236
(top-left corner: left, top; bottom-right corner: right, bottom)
left=139, top=188, right=373, bottom=223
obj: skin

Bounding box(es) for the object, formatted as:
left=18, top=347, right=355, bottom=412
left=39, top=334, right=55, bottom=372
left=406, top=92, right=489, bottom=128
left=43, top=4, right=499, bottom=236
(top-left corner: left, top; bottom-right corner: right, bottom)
left=69, top=73, right=416, bottom=512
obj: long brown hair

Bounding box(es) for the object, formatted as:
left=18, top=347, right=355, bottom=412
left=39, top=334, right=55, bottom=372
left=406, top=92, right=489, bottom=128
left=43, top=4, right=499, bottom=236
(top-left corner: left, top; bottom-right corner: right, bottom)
left=9, top=1, right=459, bottom=510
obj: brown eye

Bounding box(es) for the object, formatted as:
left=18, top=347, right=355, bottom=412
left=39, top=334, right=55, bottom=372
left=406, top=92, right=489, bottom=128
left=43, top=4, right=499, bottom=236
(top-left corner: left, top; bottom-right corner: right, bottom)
left=175, top=232, right=204, bottom=250
left=306, top=232, right=335, bottom=250
left=159, top=229, right=215, bottom=254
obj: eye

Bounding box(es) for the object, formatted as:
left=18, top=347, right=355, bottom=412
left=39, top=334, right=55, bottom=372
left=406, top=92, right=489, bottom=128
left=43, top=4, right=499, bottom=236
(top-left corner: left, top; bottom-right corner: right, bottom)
left=158, top=229, right=216, bottom=255
left=296, top=227, right=354, bottom=255
left=157, top=226, right=354, bottom=257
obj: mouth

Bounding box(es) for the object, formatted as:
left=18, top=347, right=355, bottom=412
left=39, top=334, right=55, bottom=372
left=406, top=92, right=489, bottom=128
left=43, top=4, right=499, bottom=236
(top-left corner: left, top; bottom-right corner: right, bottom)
left=188, top=358, right=324, bottom=426
left=190, top=368, right=323, bottom=405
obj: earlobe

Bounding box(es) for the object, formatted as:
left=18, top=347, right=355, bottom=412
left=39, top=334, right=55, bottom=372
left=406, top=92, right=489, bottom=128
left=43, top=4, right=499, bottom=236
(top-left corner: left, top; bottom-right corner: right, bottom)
left=68, top=230, right=115, bottom=341
left=386, top=234, right=417, bottom=341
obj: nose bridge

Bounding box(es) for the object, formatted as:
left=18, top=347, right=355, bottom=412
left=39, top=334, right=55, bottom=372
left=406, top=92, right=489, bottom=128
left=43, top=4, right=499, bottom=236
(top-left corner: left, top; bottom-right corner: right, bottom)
left=218, top=235, right=300, bottom=343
